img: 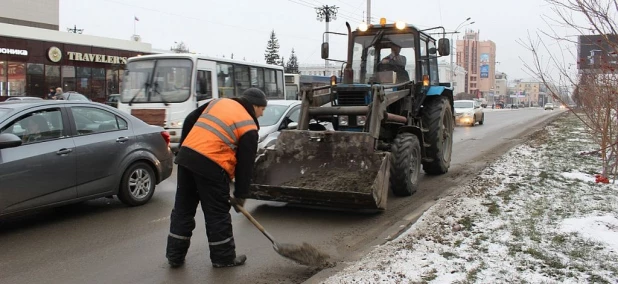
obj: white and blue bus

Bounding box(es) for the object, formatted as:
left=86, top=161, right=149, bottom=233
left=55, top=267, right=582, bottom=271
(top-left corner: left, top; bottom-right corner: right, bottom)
left=117, top=53, right=286, bottom=150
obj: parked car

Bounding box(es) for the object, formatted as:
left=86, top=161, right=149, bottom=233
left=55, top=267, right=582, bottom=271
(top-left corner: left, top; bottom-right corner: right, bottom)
left=56, top=91, right=91, bottom=101
left=0, top=100, right=174, bottom=217
left=257, top=100, right=334, bottom=149
left=5, top=96, right=43, bottom=101
left=454, top=100, right=484, bottom=126
left=106, top=94, right=120, bottom=108
left=258, top=100, right=302, bottom=149
left=544, top=103, right=554, bottom=110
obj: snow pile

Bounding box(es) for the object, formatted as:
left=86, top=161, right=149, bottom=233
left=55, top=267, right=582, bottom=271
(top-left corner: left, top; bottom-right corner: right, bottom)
left=323, top=113, right=618, bottom=284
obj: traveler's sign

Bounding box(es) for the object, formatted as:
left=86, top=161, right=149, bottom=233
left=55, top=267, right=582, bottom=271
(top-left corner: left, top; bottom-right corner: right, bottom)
left=67, top=51, right=128, bottom=64
left=0, top=48, right=28, bottom=56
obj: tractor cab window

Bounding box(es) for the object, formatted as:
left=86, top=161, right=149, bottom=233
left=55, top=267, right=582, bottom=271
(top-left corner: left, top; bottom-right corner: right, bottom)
left=352, top=33, right=415, bottom=84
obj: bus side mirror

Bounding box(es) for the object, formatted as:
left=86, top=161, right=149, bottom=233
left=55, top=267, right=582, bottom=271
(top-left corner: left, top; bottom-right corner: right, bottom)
left=438, top=38, right=450, bottom=56
left=321, top=42, right=329, bottom=59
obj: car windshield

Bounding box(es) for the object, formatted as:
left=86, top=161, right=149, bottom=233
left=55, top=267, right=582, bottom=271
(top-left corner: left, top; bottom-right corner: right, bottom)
left=258, top=105, right=290, bottom=126
left=121, top=58, right=193, bottom=104
left=351, top=33, right=416, bottom=84
left=454, top=101, right=474, bottom=108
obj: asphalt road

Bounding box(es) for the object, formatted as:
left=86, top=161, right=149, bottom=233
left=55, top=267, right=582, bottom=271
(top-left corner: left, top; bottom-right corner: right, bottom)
left=0, top=107, right=565, bottom=284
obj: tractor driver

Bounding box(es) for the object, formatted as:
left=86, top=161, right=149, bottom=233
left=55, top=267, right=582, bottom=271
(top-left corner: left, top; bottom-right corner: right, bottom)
left=379, top=43, right=409, bottom=82
left=381, top=43, right=407, bottom=69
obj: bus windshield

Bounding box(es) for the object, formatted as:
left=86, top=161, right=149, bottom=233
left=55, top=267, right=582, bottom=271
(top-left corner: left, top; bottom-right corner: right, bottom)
left=121, top=58, right=193, bottom=104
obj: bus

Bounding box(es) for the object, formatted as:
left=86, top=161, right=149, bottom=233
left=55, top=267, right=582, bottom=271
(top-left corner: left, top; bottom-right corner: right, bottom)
left=117, top=53, right=286, bottom=150
left=284, top=74, right=339, bottom=100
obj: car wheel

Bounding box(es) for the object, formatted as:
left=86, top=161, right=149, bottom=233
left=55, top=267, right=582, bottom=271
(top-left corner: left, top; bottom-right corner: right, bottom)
left=479, top=114, right=484, bottom=125
left=117, top=162, right=156, bottom=206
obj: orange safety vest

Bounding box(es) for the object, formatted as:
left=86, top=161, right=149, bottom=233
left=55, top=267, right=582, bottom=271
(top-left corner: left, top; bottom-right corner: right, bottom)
left=181, top=98, right=257, bottom=178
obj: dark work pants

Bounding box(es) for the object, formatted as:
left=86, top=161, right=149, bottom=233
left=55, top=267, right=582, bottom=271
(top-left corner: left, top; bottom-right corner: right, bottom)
left=166, top=165, right=236, bottom=263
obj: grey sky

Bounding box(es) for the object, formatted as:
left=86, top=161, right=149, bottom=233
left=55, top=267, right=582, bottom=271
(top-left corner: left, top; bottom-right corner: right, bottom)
left=59, top=0, right=578, bottom=80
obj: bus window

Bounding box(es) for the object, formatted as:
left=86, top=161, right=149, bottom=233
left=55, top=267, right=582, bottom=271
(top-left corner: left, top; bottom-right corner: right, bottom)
left=285, top=85, right=299, bottom=100
left=276, top=70, right=284, bottom=99
left=250, top=67, right=264, bottom=89
left=216, top=63, right=234, bottom=98
left=234, top=65, right=250, bottom=96
left=196, top=70, right=212, bottom=100
left=264, top=69, right=277, bottom=98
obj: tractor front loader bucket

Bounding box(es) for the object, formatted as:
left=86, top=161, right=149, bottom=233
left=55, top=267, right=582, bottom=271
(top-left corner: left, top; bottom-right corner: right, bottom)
left=249, top=130, right=390, bottom=210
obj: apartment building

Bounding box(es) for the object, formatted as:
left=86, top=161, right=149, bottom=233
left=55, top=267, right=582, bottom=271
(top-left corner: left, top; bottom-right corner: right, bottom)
left=456, top=30, right=496, bottom=98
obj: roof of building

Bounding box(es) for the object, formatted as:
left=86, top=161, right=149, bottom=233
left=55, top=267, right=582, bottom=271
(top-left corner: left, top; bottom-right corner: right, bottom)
left=0, top=22, right=152, bottom=53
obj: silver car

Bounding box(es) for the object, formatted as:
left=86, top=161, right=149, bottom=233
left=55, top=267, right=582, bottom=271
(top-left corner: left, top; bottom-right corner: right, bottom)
left=258, top=100, right=302, bottom=149
left=0, top=100, right=174, bottom=217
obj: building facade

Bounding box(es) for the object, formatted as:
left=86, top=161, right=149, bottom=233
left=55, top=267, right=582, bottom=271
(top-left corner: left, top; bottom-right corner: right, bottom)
left=494, top=72, right=508, bottom=102
left=298, top=64, right=341, bottom=77
left=0, top=0, right=59, bottom=30
left=0, top=23, right=153, bottom=102
left=456, top=30, right=496, bottom=98
left=438, top=60, right=467, bottom=95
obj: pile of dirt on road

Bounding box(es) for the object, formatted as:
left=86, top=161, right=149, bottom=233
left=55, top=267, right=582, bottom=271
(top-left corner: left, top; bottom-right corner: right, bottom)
left=280, top=167, right=377, bottom=193
left=277, top=242, right=334, bottom=268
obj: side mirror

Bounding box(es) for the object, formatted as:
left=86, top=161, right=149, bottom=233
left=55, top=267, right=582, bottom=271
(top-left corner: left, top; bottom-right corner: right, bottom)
left=438, top=38, right=450, bottom=56
left=321, top=42, right=329, bottom=59
left=287, top=122, right=299, bottom=129
left=0, top=133, right=22, bottom=149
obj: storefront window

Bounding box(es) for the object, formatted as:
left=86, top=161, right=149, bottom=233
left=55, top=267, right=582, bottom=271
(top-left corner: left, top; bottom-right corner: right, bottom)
left=76, top=67, right=91, bottom=96
left=62, top=66, right=76, bottom=92
left=92, top=68, right=105, bottom=102
left=7, top=62, right=26, bottom=96
left=0, top=61, right=6, bottom=96
left=45, top=66, right=61, bottom=95
left=27, top=63, right=45, bottom=97
left=106, top=69, right=119, bottom=96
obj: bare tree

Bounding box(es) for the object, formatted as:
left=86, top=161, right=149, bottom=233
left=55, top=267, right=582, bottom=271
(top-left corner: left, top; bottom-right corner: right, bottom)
left=521, top=0, right=618, bottom=180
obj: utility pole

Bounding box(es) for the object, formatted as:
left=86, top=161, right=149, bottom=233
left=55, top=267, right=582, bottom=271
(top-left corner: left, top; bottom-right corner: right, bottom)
left=67, top=25, right=83, bottom=34
left=316, top=5, right=338, bottom=73
left=366, top=0, right=371, bottom=23
left=450, top=18, right=473, bottom=90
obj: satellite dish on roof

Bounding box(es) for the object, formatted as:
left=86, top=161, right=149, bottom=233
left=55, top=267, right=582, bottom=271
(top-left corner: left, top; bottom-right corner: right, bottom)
left=131, top=35, right=141, bottom=42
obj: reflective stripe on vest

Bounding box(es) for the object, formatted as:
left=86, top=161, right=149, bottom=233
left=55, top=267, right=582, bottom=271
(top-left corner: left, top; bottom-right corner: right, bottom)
left=181, top=99, right=257, bottom=178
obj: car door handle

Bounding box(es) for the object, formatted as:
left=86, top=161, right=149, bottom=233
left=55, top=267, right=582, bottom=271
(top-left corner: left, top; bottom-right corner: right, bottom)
left=116, top=137, right=129, bottom=143
left=56, top=148, right=73, bottom=155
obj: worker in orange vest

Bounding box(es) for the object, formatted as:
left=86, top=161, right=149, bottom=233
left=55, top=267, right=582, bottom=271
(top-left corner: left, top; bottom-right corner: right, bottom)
left=166, top=88, right=267, bottom=268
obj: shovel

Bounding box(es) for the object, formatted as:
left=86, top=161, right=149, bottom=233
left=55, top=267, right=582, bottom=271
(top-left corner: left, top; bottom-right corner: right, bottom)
left=231, top=200, right=331, bottom=267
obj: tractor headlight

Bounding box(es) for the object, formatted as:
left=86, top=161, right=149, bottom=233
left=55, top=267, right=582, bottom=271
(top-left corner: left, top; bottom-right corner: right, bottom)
left=358, top=22, right=369, bottom=32
left=395, top=21, right=406, bottom=30
left=338, top=115, right=349, bottom=126
left=357, top=116, right=366, bottom=126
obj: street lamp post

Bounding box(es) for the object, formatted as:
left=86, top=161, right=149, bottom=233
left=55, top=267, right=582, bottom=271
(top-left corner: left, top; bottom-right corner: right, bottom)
left=450, top=18, right=474, bottom=91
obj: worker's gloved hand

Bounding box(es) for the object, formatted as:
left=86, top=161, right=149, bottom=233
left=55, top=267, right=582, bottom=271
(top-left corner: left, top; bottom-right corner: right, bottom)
left=229, top=197, right=246, bottom=213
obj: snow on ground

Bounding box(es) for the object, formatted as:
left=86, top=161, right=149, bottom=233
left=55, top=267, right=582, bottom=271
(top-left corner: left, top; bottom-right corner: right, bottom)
left=323, top=113, right=618, bottom=284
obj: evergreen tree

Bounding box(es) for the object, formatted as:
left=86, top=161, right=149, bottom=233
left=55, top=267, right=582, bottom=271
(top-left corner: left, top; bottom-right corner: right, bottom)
left=285, top=48, right=300, bottom=74
left=264, top=30, right=282, bottom=65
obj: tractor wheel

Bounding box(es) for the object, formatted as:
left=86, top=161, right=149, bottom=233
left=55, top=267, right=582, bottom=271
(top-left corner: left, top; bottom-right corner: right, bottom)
left=421, top=96, right=454, bottom=175
left=390, top=133, right=422, bottom=196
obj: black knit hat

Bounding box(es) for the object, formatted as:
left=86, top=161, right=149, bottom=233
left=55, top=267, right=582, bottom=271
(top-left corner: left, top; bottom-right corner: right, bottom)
left=240, top=88, right=268, bottom=107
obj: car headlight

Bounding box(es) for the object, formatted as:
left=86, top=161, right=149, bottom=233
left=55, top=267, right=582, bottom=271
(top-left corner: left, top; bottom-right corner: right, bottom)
left=170, top=121, right=183, bottom=127
left=338, top=115, right=349, bottom=126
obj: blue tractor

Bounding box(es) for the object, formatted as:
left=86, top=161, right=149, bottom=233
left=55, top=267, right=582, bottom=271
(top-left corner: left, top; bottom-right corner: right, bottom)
left=249, top=20, right=454, bottom=211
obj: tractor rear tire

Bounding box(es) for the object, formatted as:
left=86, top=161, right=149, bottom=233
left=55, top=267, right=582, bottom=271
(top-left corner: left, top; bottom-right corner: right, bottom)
left=390, top=133, right=422, bottom=196
left=421, top=96, right=454, bottom=175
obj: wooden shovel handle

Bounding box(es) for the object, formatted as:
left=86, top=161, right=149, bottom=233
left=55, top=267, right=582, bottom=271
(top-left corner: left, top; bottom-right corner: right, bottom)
left=232, top=202, right=276, bottom=244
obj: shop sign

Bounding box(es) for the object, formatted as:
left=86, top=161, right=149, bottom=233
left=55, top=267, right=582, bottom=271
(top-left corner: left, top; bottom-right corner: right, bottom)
left=67, top=51, right=128, bottom=64
left=0, top=48, right=28, bottom=56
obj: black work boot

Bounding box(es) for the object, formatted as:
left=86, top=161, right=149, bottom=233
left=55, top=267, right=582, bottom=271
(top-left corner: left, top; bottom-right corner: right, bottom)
left=166, top=236, right=191, bottom=268
left=212, top=255, right=247, bottom=268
